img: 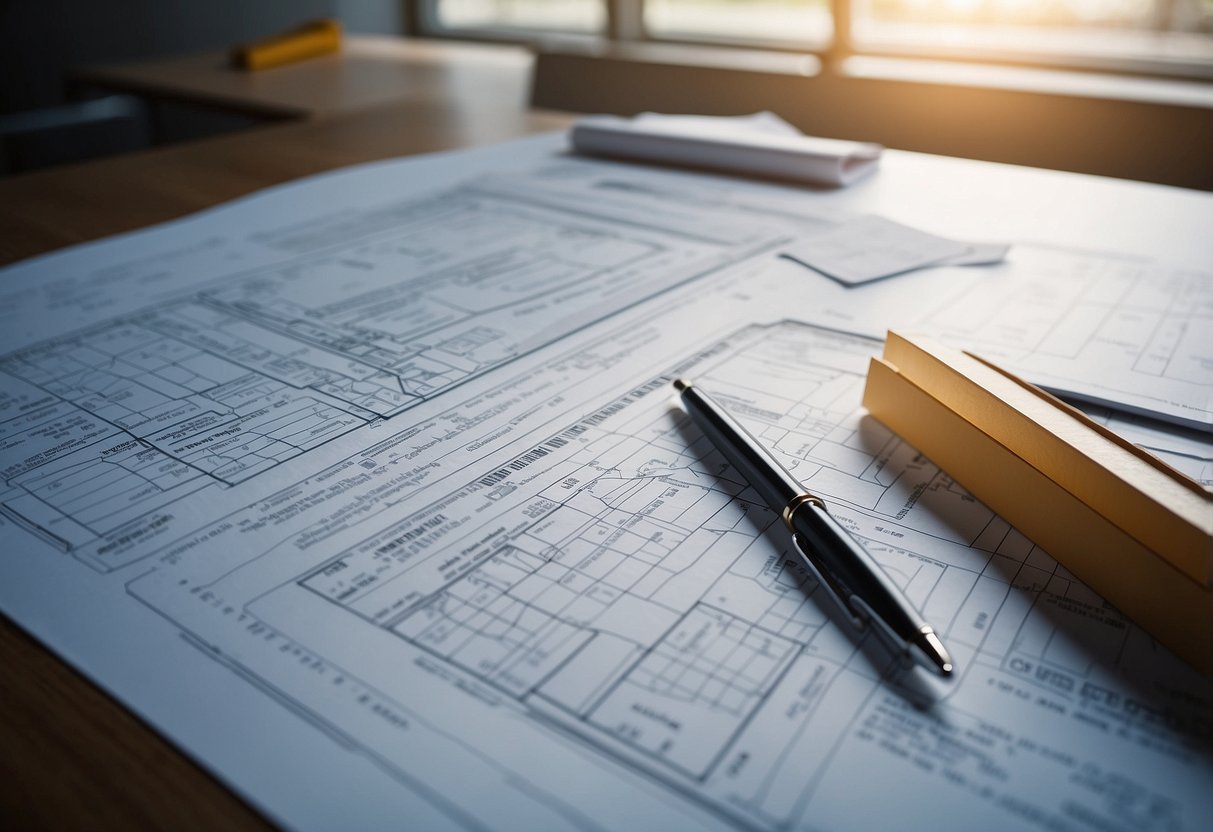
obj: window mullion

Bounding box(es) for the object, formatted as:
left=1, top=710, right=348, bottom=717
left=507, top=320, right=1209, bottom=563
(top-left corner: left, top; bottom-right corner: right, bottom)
left=827, top=0, right=853, bottom=68
left=608, top=0, right=646, bottom=41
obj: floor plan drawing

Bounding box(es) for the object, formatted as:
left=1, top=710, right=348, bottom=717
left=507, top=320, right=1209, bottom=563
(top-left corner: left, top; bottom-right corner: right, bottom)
left=131, top=320, right=1213, bottom=832
left=917, top=246, right=1213, bottom=429
left=0, top=164, right=795, bottom=571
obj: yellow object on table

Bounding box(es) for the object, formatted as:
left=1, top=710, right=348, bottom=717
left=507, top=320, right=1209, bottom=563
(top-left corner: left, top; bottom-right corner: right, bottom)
left=862, top=331, right=1213, bottom=674
left=230, top=19, right=342, bottom=71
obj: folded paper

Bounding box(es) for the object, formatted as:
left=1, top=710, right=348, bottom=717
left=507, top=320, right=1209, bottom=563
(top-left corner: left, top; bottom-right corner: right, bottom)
left=569, top=111, right=882, bottom=187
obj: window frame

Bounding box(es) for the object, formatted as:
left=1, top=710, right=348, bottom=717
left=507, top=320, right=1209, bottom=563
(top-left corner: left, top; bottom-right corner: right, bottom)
left=411, top=0, right=1213, bottom=82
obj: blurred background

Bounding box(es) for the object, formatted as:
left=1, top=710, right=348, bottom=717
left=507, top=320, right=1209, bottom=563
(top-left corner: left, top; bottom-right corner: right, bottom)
left=1, top=0, right=1210, bottom=185
left=437, top=0, right=1213, bottom=72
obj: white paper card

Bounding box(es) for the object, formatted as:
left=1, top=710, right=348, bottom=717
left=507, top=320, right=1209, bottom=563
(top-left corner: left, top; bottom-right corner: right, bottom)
left=782, top=215, right=1008, bottom=285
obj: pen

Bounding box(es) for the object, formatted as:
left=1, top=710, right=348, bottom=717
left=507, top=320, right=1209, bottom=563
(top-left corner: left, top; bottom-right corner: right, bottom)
left=673, top=378, right=954, bottom=676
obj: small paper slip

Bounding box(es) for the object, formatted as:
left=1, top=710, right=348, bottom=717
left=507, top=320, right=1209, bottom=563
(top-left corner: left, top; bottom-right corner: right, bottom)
left=782, top=215, right=1008, bottom=286
left=569, top=111, right=882, bottom=187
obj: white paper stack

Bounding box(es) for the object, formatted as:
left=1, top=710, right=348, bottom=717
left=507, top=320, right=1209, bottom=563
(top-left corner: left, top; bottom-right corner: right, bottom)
left=569, top=112, right=882, bottom=187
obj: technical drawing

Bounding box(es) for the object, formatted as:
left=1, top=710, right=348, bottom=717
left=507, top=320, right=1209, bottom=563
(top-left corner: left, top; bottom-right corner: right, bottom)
left=135, top=320, right=1210, bottom=831
left=920, top=247, right=1213, bottom=428
left=0, top=172, right=789, bottom=570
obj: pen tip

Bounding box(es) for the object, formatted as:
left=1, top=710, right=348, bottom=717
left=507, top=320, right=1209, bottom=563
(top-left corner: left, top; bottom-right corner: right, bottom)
left=672, top=378, right=690, bottom=392
left=915, top=628, right=954, bottom=678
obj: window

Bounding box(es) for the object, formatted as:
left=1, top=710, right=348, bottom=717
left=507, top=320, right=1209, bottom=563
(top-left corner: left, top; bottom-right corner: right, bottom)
left=420, top=0, right=1213, bottom=78
left=852, top=0, right=1213, bottom=74
left=645, top=1, right=833, bottom=48
left=432, top=0, right=606, bottom=34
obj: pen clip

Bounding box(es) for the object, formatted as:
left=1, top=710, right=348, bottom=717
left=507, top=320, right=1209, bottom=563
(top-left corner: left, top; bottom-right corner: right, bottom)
left=791, top=533, right=919, bottom=669
left=790, top=532, right=865, bottom=631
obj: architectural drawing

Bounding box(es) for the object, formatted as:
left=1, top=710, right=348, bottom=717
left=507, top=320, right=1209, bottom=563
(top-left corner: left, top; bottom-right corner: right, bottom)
left=132, top=321, right=1213, bottom=832
left=2, top=137, right=1209, bottom=831
left=0, top=166, right=791, bottom=570
left=920, top=246, right=1213, bottom=429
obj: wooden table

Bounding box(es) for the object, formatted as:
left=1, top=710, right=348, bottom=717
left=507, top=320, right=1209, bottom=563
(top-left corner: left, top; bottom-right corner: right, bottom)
left=0, top=100, right=570, bottom=266
left=73, top=35, right=537, bottom=121
left=1, top=47, right=571, bottom=825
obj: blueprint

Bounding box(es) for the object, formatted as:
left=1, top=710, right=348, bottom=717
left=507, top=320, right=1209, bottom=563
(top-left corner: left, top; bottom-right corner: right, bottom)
left=1, top=133, right=1211, bottom=831
left=913, top=246, right=1213, bottom=431
left=131, top=315, right=1213, bottom=831
left=742, top=240, right=1213, bottom=431
left=0, top=155, right=804, bottom=572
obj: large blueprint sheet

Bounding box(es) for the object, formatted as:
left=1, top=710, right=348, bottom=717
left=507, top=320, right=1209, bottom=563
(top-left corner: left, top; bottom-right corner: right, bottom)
left=2, top=134, right=1211, bottom=831
left=0, top=150, right=798, bottom=569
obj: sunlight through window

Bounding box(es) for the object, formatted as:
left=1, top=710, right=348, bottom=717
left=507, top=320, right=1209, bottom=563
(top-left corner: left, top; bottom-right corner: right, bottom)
left=428, top=0, right=1213, bottom=73
left=645, top=0, right=834, bottom=46
left=436, top=0, right=607, bottom=33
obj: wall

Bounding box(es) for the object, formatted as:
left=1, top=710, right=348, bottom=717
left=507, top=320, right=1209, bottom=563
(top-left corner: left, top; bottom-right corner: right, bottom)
left=0, top=0, right=404, bottom=115
left=532, top=48, right=1213, bottom=191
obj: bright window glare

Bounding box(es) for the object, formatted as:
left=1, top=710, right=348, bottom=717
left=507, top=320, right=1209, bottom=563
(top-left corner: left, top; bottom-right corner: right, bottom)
left=436, top=0, right=606, bottom=33
left=857, top=0, right=1202, bottom=26
left=430, top=0, right=1213, bottom=70
left=645, top=0, right=834, bottom=46
left=852, top=0, right=1213, bottom=66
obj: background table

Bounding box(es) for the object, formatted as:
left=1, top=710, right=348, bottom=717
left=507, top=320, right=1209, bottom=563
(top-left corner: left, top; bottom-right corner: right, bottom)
left=73, top=35, right=536, bottom=121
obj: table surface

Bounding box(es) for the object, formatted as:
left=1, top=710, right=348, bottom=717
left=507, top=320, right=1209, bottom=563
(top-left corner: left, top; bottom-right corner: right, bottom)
left=0, top=102, right=569, bottom=268
left=73, top=35, right=536, bottom=120
left=5, top=38, right=1213, bottom=831
left=1, top=39, right=567, bottom=826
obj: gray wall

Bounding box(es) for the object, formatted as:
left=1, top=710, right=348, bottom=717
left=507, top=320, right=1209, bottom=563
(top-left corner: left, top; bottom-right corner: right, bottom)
left=533, top=49, right=1213, bottom=191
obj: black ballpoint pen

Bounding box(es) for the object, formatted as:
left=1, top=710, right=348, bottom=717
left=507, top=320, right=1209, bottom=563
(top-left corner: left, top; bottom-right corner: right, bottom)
left=673, top=378, right=954, bottom=676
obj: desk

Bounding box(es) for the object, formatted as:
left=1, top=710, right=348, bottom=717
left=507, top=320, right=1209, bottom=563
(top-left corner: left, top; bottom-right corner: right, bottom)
left=2, top=53, right=1211, bottom=830
left=72, top=35, right=536, bottom=121
left=0, top=99, right=570, bottom=265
